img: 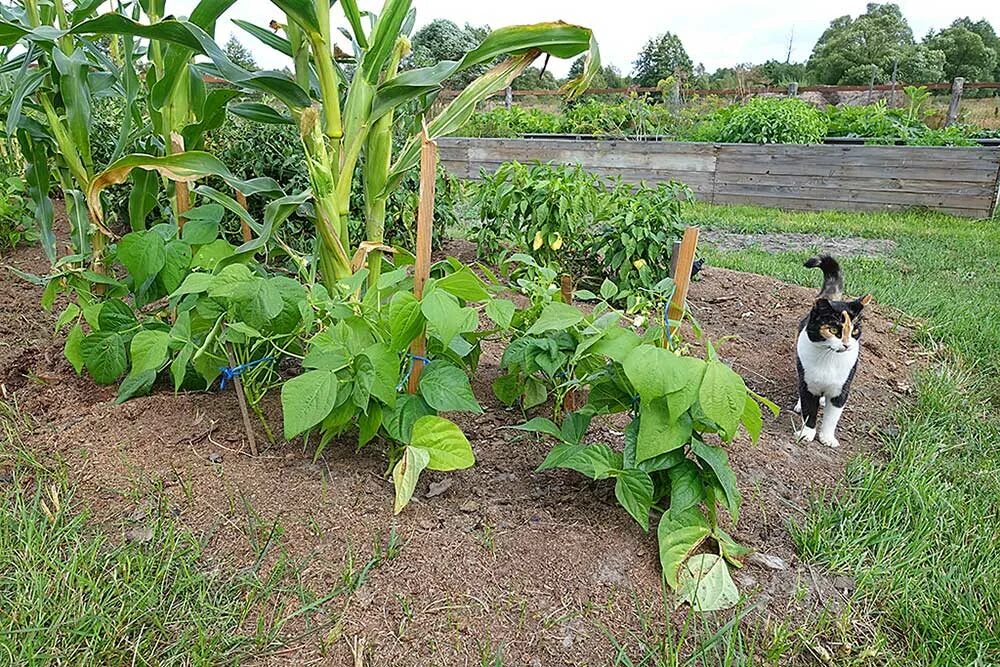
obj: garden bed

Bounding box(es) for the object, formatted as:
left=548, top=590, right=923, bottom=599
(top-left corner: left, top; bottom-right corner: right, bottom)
left=2, top=231, right=921, bottom=664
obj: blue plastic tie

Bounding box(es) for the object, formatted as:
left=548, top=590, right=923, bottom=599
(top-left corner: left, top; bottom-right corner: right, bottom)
left=219, top=356, right=275, bottom=389
left=397, top=353, right=431, bottom=391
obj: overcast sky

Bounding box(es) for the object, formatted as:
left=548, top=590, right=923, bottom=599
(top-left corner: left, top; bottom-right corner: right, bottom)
left=172, top=0, right=1000, bottom=77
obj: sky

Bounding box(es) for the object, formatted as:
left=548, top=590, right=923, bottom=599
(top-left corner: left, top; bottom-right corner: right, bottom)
left=173, top=1, right=1000, bottom=77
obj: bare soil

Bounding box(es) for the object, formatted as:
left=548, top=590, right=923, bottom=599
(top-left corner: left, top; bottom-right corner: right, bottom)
left=699, top=230, right=897, bottom=258
left=0, top=235, right=921, bottom=666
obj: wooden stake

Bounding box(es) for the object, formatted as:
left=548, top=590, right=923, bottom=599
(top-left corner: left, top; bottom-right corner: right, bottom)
left=407, top=131, right=437, bottom=394
left=946, top=76, right=965, bottom=127
left=666, top=227, right=700, bottom=344
left=235, top=190, right=253, bottom=242
left=170, top=133, right=190, bottom=231
left=560, top=274, right=576, bottom=412
left=225, top=343, right=259, bottom=456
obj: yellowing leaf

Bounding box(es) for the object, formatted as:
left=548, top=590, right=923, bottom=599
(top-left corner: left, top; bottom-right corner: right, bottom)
left=532, top=231, right=544, bottom=250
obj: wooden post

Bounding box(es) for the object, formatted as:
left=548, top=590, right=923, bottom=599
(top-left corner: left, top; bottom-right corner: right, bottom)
left=560, top=274, right=576, bottom=412
left=867, top=65, right=876, bottom=104
left=670, top=78, right=681, bottom=111
left=665, top=227, right=699, bottom=344
left=946, top=77, right=965, bottom=127
left=407, top=132, right=437, bottom=394
left=787, top=82, right=798, bottom=98
left=170, top=133, right=190, bottom=231
left=669, top=240, right=682, bottom=278
left=225, top=343, right=258, bottom=456
left=504, top=86, right=513, bottom=110
left=235, top=190, right=253, bottom=242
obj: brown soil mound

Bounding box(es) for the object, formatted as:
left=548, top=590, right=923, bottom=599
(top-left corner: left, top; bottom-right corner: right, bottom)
left=0, top=236, right=919, bottom=665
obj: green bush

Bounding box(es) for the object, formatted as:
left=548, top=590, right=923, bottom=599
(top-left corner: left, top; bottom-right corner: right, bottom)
left=470, top=162, right=690, bottom=309
left=0, top=175, right=33, bottom=253
left=906, top=125, right=978, bottom=146
left=824, top=101, right=905, bottom=140
left=715, top=97, right=827, bottom=144
left=460, top=106, right=562, bottom=137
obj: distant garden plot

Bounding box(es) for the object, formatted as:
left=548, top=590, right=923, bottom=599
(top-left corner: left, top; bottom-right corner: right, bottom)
left=440, top=138, right=1000, bottom=218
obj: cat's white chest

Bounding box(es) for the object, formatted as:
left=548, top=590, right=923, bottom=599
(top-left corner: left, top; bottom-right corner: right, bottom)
left=797, top=329, right=859, bottom=398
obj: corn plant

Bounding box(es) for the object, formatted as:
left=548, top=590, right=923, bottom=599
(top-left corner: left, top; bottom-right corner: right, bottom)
left=227, top=0, right=600, bottom=290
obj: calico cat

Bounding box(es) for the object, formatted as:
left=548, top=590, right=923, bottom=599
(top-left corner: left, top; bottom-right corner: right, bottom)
left=793, top=255, right=872, bottom=448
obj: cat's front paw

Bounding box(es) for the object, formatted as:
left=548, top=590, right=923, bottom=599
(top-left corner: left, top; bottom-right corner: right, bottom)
left=794, top=426, right=816, bottom=443
left=819, top=433, right=840, bottom=448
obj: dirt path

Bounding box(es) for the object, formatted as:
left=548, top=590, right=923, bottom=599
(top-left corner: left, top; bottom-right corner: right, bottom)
left=0, top=238, right=920, bottom=665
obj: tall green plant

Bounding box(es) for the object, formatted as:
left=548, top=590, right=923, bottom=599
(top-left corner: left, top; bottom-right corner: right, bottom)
left=229, top=0, right=600, bottom=290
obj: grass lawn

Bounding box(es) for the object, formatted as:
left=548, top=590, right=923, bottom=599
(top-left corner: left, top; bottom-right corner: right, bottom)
left=690, top=203, right=1000, bottom=665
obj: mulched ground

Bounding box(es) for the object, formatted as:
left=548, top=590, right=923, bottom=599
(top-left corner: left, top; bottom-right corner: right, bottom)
left=0, top=230, right=920, bottom=666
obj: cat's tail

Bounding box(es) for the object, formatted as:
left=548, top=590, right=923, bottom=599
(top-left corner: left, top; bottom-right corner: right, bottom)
left=804, top=254, right=843, bottom=300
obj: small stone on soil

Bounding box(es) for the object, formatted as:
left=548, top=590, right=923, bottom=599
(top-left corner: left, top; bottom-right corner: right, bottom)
left=207, top=452, right=223, bottom=464
left=426, top=478, right=454, bottom=498
left=749, top=553, right=787, bottom=571
left=125, top=525, right=154, bottom=543
left=459, top=500, right=480, bottom=513
left=833, top=575, right=856, bottom=591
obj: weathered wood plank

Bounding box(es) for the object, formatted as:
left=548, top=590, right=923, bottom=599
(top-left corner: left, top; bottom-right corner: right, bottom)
left=715, top=173, right=996, bottom=197
left=714, top=183, right=993, bottom=209
left=717, top=143, right=1000, bottom=163
left=714, top=162, right=997, bottom=182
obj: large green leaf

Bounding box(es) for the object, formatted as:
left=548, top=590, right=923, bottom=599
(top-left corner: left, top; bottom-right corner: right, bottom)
left=388, top=291, right=424, bottom=352
left=409, top=416, right=475, bottom=471
left=435, top=266, right=491, bottom=302
left=677, top=554, right=740, bottom=612
left=691, top=440, right=741, bottom=523
left=614, top=469, right=654, bottom=531
left=418, top=362, right=482, bottom=414
left=658, top=508, right=711, bottom=590
left=129, top=329, right=170, bottom=374
left=699, top=360, right=748, bottom=441
left=17, top=131, right=55, bottom=263
left=359, top=342, right=399, bottom=407
left=231, top=19, right=293, bottom=57
left=117, top=230, right=167, bottom=290
left=281, top=369, right=339, bottom=439
left=636, top=397, right=693, bottom=463
left=381, top=394, right=433, bottom=444
left=624, top=345, right=706, bottom=402
left=80, top=331, right=128, bottom=385
left=420, top=289, right=476, bottom=348
left=667, top=459, right=704, bottom=518
left=392, top=445, right=429, bottom=514
left=537, top=443, right=621, bottom=480
left=51, top=47, right=93, bottom=169
left=526, top=302, right=583, bottom=334
left=484, top=299, right=515, bottom=329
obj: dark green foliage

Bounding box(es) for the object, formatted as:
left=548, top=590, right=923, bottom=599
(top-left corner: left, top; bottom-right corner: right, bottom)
left=925, top=25, right=999, bottom=82
left=0, top=174, right=33, bottom=252
left=633, top=32, right=692, bottom=87
left=807, top=4, right=946, bottom=84
left=460, top=106, right=563, bottom=137
left=408, top=19, right=489, bottom=89
left=512, top=66, right=558, bottom=90
left=712, top=97, right=827, bottom=144
left=470, top=162, right=690, bottom=304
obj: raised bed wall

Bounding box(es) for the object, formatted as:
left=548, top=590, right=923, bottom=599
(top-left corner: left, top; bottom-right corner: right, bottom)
left=438, top=138, right=1000, bottom=219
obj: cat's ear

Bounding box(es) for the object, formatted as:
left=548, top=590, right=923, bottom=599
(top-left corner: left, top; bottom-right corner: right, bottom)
left=814, top=297, right=834, bottom=313
left=859, top=294, right=872, bottom=307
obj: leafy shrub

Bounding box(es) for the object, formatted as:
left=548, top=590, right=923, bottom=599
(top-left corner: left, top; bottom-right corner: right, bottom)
left=824, top=101, right=905, bottom=140
left=715, top=97, right=827, bottom=144
left=493, top=273, right=775, bottom=609
left=907, top=125, right=978, bottom=146
left=0, top=175, right=33, bottom=253
left=471, top=161, right=610, bottom=278
left=460, top=106, right=562, bottom=137
left=471, top=162, right=690, bottom=309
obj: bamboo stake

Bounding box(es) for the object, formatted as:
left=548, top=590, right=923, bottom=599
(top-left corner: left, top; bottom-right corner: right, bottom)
left=407, top=131, right=437, bottom=394
left=560, top=274, right=576, bottom=412
left=666, top=227, right=700, bottom=344
left=224, top=343, right=259, bottom=456
left=235, top=190, right=253, bottom=242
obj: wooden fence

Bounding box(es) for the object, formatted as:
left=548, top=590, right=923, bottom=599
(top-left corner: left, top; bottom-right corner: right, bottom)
left=439, top=138, right=1000, bottom=218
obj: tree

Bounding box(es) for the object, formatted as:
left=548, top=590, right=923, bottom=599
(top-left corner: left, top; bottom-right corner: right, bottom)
left=951, top=17, right=1000, bottom=78
left=409, top=19, right=488, bottom=89
left=568, top=56, right=628, bottom=88
left=925, top=25, right=998, bottom=81
left=511, top=66, right=558, bottom=90
left=896, top=44, right=946, bottom=83
left=223, top=36, right=257, bottom=72
left=759, top=60, right=808, bottom=85
left=806, top=4, right=934, bottom=84
left=633, top=32, right=692, bottom=87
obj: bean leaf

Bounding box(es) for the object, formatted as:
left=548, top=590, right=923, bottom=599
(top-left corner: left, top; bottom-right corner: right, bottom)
left=281, top=369, right=339, bottom=439
left=410, top=416, right=475, bottom=471
left=658, top=507, right=711, bottom=590
left=614, top=468, right=654, bottom=530
left=418, top=362, right=482, bottom=414
left=392, top=445, right=430, bottom=514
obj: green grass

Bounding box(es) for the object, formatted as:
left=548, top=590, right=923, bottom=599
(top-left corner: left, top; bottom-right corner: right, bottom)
left=0, top=402, right=402, bottom=665
left=689, top=203, right=1000, bottom=665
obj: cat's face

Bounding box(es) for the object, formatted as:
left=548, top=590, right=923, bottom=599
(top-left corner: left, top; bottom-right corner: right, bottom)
left=805, top=295, right=872, bottom=352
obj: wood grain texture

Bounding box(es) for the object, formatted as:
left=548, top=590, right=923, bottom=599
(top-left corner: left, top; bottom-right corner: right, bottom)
left=438, top=138, right=1000, bottom=218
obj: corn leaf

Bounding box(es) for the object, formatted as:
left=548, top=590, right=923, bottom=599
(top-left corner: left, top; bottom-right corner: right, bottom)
left=232, top=19, right=293, bottom=57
